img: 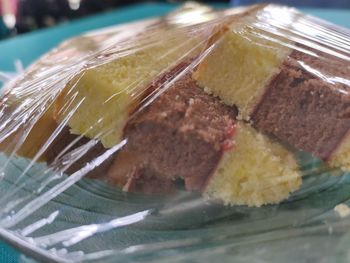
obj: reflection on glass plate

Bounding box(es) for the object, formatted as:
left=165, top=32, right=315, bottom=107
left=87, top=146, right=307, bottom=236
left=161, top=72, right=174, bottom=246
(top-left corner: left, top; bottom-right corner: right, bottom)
left=0, top=152, right=349, bottom=262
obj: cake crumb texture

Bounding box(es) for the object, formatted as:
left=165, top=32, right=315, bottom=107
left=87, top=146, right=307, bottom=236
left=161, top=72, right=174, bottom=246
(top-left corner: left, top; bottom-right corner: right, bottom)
left=193, top=24, right=289, bottom=120
left=334, top=203, right=350, bottom=218
left=206, top=123, right=301, bottom=207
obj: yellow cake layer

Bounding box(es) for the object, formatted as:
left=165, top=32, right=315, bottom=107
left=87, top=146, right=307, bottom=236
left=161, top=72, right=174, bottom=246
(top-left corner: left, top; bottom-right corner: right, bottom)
left=55, top=29, right=203, bottom=148
left=193, top=23, right=290, bottom=120
left=206, top=123, right=301, bottom=207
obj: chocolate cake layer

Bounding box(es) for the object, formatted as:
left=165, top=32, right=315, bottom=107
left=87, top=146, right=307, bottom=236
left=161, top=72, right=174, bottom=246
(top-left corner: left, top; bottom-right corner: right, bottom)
left=251, top=49, right=350, bottom=161
left=108, top=72, right=238, bottom=192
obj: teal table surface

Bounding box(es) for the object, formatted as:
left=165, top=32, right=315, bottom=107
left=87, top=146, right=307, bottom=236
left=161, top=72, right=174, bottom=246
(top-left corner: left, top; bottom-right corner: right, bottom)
left=0, top=2, right=349, bottom=263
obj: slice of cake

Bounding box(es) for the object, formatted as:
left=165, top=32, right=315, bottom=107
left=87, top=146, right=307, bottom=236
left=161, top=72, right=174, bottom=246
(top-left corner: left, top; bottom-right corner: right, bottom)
left=194, top=5, right=350, bottom=170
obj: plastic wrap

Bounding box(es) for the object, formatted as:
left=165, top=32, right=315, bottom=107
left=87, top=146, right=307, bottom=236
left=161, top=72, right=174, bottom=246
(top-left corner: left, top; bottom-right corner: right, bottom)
left=1, top=2, right=350, bottom=262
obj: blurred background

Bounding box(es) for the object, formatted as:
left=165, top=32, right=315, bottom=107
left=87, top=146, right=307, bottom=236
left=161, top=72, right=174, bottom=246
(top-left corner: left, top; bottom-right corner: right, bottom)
left=0, top=0, right=221, bottom=39
left=1, top=0, right=350, bottom=40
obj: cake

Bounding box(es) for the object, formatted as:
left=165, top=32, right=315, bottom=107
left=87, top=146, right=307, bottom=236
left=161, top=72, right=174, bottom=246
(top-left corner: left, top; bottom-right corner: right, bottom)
left=193, top=5, right=350, bottom=170
left=0, top=4, right=305, bottom=207
left=52, top=61, right=301, bottom=207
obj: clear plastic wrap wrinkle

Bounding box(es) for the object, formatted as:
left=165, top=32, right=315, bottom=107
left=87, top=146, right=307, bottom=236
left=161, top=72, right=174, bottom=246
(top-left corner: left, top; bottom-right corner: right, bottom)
left=0, top=2, right=350, bottom=262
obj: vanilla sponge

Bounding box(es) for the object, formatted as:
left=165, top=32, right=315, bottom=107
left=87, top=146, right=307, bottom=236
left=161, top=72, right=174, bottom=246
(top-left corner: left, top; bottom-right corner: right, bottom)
left=207, top=123, right=301, bottom=207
